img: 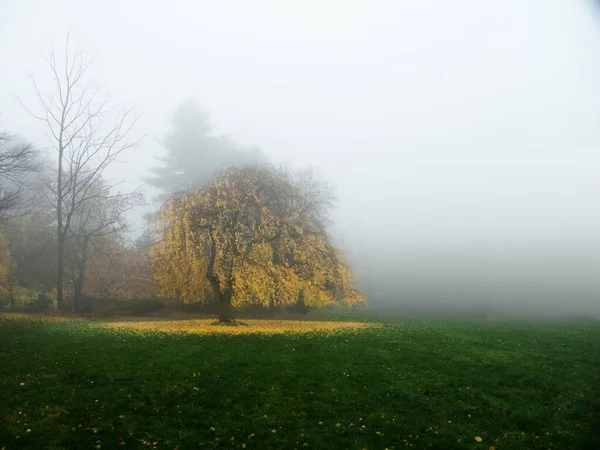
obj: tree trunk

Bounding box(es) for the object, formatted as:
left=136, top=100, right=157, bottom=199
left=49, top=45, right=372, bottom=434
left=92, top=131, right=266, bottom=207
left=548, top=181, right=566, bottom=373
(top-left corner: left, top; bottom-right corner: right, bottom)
left=56, top=138, right=64, bottom=311
left=73, top=242, right=88, bottom=313
left=268, top=297, right=276, bottom=316
left=56, top=233, right=64, bottom=311
left=208, top=276, right=234, bottom=322
left=218, top=289, right=234, bottom=322
left=9, top=290, right=15, bottom=311
left=205, top=234, right=235, bottom=322
left=73, top=269, right=83, bottom=313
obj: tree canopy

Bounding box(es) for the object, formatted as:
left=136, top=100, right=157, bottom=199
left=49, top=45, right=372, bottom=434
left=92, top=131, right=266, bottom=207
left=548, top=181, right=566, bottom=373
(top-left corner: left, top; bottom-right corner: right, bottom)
left=150, top=165, right=364, bottom=321
left=145, top=99, right=266, bottom=201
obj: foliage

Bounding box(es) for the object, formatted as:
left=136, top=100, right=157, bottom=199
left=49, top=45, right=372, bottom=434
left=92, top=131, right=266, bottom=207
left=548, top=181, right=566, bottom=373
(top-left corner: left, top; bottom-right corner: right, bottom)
left=150, top=166, right=364, bottom=321
left=35, top=292, right=54, bottom=310
left=149, top=218, right=212, bottom=307
left=4, top=287, right=56, bottom=312
left=103, top=317, right=370, bottom=334
left=83, top=241, right=157, bottom=301
left=1, top=315, right=599, bottom=449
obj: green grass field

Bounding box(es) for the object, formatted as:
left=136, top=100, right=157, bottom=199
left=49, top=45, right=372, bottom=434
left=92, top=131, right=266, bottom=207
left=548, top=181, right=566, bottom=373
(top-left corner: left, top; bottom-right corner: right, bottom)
left=1, top=314, right=599, bottom=449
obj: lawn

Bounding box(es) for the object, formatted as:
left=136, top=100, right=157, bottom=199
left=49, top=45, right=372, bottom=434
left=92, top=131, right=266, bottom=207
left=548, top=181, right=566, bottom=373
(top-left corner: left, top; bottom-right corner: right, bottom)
left=1, top=313, right=599, bottom=449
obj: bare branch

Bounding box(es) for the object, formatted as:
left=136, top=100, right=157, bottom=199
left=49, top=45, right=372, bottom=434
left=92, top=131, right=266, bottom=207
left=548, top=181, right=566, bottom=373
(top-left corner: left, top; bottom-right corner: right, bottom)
left=0, top=131, right=42, bottom=218
left=19, top=34, right=144, bottom=310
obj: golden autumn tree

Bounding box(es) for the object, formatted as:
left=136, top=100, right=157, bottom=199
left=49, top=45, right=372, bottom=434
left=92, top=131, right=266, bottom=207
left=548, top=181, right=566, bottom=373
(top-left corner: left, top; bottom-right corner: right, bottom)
left=150, top=165, right=364, bottom=321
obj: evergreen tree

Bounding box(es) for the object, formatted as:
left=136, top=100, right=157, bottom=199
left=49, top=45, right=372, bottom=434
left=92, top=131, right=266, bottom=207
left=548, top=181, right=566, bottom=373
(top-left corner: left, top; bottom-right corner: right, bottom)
left=145, top=99, right=265, bottom=201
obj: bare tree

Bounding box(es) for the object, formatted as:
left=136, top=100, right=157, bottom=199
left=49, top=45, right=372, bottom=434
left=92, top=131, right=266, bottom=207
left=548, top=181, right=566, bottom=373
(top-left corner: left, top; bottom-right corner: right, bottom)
left=65, top=177, right=144, bottom=312
left=21, top=35, right=143, bottom=310
left=0, top=131, right=41, bottom=218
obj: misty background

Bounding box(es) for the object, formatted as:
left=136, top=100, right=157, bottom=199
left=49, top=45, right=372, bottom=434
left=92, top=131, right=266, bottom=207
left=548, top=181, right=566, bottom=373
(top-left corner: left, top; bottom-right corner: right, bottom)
left=2, top=0, right=600, bottom=318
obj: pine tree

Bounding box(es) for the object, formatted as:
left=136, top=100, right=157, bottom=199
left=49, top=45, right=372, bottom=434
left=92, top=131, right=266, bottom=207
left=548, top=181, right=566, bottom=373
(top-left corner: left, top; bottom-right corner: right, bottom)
left=145, top=99, right=265, bottom=201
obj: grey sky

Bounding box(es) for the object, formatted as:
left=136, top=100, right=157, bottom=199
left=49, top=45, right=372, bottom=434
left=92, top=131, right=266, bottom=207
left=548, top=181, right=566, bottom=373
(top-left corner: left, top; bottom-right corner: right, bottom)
left=2, top=0, right=600, bottom=315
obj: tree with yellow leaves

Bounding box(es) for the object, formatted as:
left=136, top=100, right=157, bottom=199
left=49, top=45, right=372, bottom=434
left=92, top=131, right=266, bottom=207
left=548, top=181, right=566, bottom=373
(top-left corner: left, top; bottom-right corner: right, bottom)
left=150, top=166, right=364, bottom=321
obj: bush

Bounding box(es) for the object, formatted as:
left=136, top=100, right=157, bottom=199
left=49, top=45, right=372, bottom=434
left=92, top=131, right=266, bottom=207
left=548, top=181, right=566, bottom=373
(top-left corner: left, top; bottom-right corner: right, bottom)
left=10, top=287, right=56, bottom=312
left=36, top=292, right=53, bottom=311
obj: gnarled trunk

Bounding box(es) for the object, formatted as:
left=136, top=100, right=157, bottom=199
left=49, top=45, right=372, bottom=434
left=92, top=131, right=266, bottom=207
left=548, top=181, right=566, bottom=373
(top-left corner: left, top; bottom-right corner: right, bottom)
left=218, top=288, right=234, bottom=322
left=208, top=277, right=234, bottom=322
left=206, top=273, right=233, bottom=322
left=206, top=230, right=235, bottom=322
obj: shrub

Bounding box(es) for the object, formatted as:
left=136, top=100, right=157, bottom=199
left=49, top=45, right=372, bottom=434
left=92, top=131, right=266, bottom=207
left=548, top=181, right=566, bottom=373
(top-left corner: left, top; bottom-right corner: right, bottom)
left=9, top=287, right=56, bottom=312
left=36, top=292, right=53, bottom=311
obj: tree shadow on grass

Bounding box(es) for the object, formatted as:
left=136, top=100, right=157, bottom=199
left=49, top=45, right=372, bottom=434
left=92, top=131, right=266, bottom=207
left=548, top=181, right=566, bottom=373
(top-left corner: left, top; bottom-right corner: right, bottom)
left=209, top=320, right=249, bottom=327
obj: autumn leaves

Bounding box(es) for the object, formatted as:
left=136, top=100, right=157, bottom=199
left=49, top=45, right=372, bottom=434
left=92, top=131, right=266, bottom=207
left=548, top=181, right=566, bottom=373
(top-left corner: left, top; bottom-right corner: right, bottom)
left=150, top=166, right=364, bottom=320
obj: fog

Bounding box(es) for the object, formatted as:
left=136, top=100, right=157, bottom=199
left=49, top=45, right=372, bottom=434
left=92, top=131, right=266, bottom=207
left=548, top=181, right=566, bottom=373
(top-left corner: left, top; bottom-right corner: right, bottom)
left=2, top=0, right=600, bottom=318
